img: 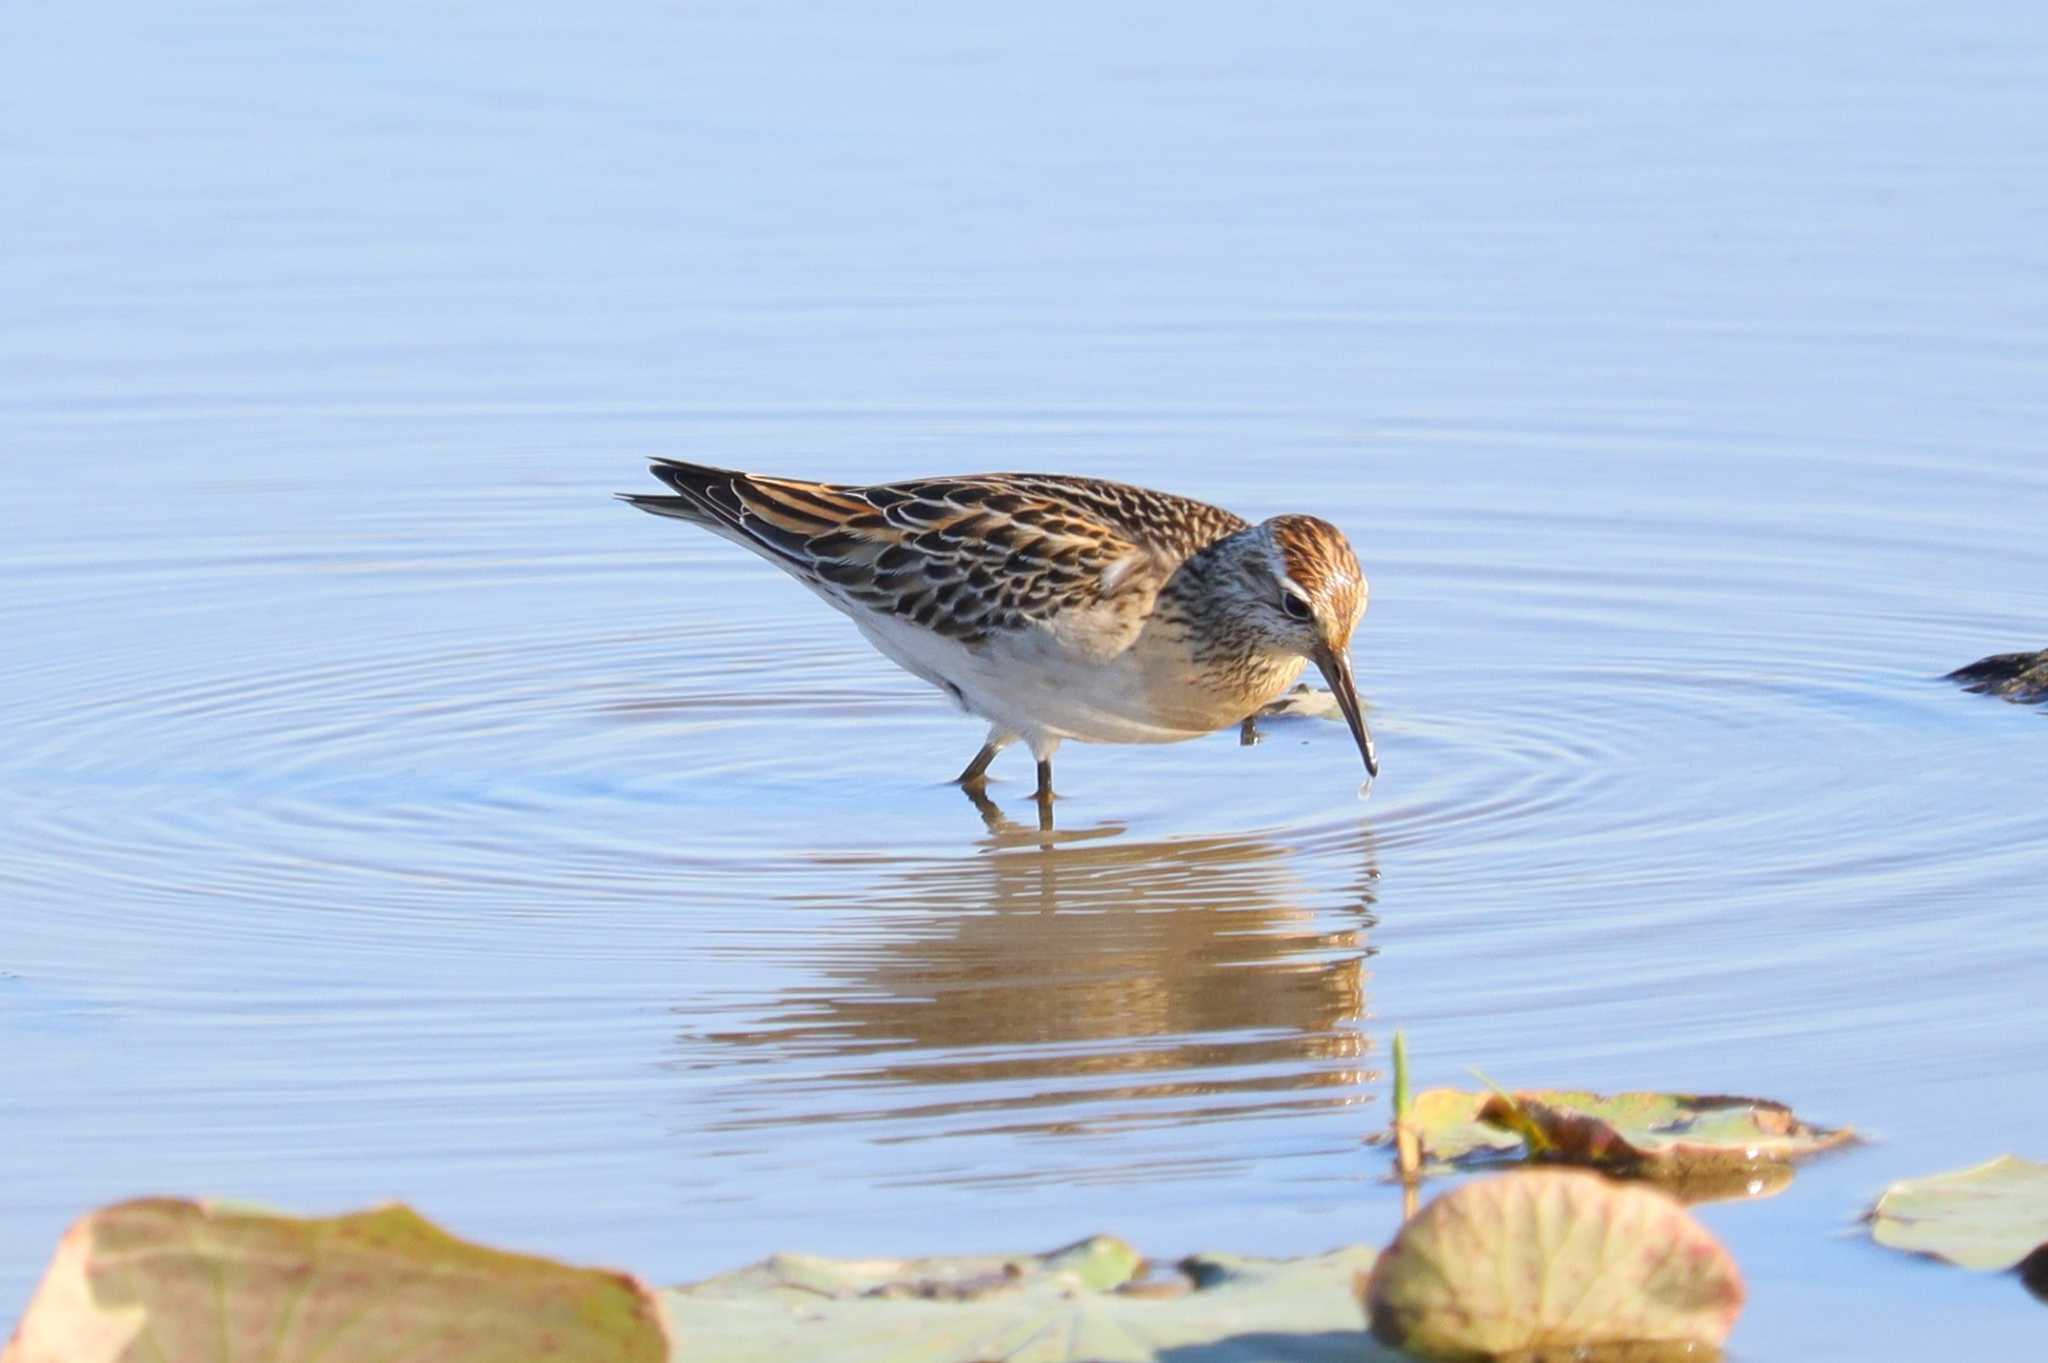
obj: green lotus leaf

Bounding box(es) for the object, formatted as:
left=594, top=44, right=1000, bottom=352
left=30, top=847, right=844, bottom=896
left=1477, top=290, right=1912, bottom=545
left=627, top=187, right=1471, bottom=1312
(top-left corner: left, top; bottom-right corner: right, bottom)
left=665, top=1236, right=1395, bottom=1362
left=1405, top=1087, right=1525, bottom=1164
left=2, top=1198, right=671, bottom=1363
left=1364, top=1169, right=1744, bottom=1362
left=1869, top=1155, right=2048, bottom=1271
left=1398, top=1088, right=1848, bottom=1199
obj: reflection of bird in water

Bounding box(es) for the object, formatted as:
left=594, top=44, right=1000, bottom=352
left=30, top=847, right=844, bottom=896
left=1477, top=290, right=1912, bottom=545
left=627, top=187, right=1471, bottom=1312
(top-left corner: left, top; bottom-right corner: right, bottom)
left=688, top=820, right=1380, bottom=1138
left=621, top=460, right=1378, bottom=807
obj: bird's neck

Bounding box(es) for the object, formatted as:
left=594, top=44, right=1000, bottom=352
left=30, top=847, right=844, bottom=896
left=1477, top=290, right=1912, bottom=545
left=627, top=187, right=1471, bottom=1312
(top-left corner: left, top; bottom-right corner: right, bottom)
left=1151, top=554, right=1307, bottom=714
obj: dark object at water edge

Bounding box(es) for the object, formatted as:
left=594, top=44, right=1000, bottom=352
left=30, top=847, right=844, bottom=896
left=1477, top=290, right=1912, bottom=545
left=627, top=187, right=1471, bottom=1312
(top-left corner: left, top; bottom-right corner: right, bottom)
left=1946, top=649, right=2048, bottom=704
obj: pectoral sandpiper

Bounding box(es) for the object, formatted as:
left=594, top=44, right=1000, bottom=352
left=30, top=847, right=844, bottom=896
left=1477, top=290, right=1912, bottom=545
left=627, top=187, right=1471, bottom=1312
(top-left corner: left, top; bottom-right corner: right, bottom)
left=621, top=460, right=1377, bottom=802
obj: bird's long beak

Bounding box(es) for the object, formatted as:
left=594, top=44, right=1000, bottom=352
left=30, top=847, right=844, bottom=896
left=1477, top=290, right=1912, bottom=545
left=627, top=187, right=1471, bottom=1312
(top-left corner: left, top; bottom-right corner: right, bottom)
left=1313, top=643, right=1378, bottom=778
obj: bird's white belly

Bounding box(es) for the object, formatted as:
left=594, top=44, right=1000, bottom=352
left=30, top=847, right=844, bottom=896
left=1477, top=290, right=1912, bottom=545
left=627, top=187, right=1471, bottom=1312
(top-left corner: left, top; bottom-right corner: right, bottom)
left=846, top=609, right=1294, bottom=746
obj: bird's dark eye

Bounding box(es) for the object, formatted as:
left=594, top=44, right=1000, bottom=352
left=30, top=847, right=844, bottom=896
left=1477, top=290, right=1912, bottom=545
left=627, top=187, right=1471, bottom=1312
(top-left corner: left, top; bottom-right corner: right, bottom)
left=1280, top=591, right=1313, bottom=621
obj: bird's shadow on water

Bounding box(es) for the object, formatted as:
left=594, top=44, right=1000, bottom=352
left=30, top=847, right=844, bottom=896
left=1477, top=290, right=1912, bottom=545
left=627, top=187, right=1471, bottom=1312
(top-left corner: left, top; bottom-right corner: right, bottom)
left=959, top=781, right=1113, bottom=845
left=676, top=794, right=1385, bottom=1136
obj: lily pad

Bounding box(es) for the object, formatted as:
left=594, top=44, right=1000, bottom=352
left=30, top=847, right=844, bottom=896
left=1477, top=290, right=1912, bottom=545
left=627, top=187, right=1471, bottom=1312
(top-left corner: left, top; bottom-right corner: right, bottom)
left=1398, top=1087, right=1849, bottom=1199
left=1400, top=1088, right=1525, bottom=1165
left=1481, top=1089, right=1851, bottom=1167
left=2, top=1198, right=671, bottom=1363
left=1364, top=1169, right=1745, bottom=1361
left=665, top=1236, right=1396, bottom=1362
left=1869, top=1154, right=2048, bottom=1271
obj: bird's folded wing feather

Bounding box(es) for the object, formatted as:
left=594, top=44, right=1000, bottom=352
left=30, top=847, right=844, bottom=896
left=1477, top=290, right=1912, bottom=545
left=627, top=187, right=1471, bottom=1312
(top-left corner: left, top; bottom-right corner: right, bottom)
left=643, top=463, right=1245, bottom=644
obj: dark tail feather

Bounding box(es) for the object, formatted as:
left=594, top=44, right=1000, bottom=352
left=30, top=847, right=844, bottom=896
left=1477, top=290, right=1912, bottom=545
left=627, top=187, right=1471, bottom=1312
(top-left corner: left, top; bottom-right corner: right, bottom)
left=620, top=458, right=858, bottom=574
left=615, top=491, right=711, bottom=524
left=617, top=458, right=750, bottom=527
left=648, top=458, right=749, bottom=513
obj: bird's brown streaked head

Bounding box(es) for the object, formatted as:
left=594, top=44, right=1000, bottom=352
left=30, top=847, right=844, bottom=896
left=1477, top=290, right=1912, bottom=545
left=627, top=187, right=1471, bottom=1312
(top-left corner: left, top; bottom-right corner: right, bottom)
left=1259, top=515, right=1377, bottom=779
left=1266, top=514, right=1368, bottom=642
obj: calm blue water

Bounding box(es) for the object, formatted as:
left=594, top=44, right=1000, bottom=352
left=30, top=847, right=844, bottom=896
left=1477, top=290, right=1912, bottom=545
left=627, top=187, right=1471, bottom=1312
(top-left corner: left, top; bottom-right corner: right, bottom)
left=5, top=2, right=2047, bottom=1355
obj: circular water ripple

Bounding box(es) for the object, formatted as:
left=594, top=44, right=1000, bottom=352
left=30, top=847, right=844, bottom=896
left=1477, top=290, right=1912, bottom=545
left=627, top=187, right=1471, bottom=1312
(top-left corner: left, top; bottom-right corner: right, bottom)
left=4, top=431, right=2047, bottom=1166
left=5, top=453, right=2040, bottom=963
left=3, top=611, right=907, bottom=953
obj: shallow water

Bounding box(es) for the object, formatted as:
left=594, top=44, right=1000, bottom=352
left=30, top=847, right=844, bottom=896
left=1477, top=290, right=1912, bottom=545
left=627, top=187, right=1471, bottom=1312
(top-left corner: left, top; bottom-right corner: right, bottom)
left=6, top=1, right=2048, bottom=1353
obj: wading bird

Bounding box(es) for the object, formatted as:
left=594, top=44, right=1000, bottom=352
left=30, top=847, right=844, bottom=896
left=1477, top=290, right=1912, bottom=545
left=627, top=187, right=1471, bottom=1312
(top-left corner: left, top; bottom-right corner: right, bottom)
left=622, top=460, right=1376, bottom=804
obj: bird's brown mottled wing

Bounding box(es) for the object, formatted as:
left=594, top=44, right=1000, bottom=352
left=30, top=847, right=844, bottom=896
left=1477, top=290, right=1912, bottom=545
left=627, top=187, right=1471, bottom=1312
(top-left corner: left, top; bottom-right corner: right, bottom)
left=623, top=461, right=1248, bottom=643
left=974, top=474, right=1250, bottom=562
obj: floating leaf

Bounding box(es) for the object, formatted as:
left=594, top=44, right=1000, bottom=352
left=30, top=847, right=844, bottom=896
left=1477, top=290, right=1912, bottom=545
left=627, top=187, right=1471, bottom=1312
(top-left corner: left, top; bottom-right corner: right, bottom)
left=1402, top=1088, right=1524, bottom=1164
left=1394, top=1088, right=1848, bottom=1199
left=1947, top=649, right=2048, bottom=704
left=2, top=1198, right=671, bottom=1363
left=1869, top=1155, right=2048, bottom=1271
left=667, top=1236, right=1395, bottom=1362
left=1364, top=1169, right=1744, bottom=1361
left=1478, top=1090, right=1850, bottom=1171
left=682, top=1234, right=1145, bottom=1303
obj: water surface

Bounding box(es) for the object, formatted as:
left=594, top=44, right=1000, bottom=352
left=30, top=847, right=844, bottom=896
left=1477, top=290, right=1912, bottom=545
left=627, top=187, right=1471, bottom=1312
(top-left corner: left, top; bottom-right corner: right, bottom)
left=5, top=2, right=2048, bottom=1354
